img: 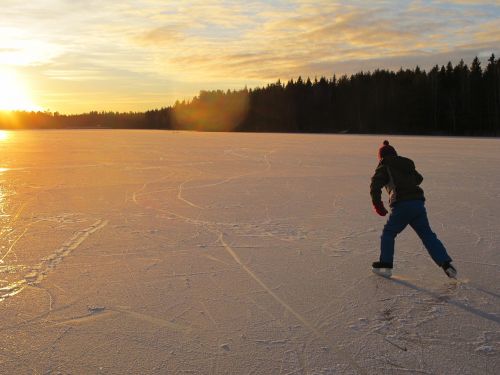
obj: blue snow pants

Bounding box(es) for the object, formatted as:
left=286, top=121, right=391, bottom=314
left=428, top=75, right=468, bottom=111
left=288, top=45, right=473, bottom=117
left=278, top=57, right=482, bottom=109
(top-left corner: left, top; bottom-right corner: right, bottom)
left=380, top=200, right=452, bottom=266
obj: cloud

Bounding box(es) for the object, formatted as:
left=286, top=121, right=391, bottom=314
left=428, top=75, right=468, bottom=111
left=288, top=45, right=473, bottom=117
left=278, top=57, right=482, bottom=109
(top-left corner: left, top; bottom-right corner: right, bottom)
left=1, top=0, right=499, bottom=112
left=141, top=0, right=499, bottom=81
left=438, top=0, right=500, bottom=5
left=137, top=26, right=184, bottom=45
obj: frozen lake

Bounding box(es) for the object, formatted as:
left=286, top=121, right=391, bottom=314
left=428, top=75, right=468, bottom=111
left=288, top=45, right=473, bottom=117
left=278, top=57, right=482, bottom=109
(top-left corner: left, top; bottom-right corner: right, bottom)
left=0, top=130, right=498, bottom=374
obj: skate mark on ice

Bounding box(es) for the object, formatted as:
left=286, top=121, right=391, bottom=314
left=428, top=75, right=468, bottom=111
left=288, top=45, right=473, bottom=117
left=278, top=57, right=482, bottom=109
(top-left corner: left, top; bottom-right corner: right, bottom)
left=183, top=149, right=273, bottom=192
left=224, top=148, right=274, bottom=165
left=255, top=338, right=289, bottom=346
left=390, top=278, right=500, bottom=324
left=371, top=273, right=413, bottom=282
left=279, top=350, right=303, bottom=375
left=113, top=307, right=192, bottom=333
left=464, top=283, right=500, bottom=300
left=472, top=331, right=500, bottom=355
left=52, top=303, right=192, bottom=333
left=201, top=253, right=233, bottom=267
left=177, top=178, right=204, bottom=209
left=185, top=174, right=248, bottom=190
left=0, top=220, right=108, bottom=302
left=376, top=332, right=407, bottom=352
left=52, top=308, right=116, bottom=326
left=0, top=228, right=28, bottom=263
left=0, top=280, right=27, bottom=301
left=23, top=219, right=109, bottom=286
left=134, top=148, right=274, bottom=208
left=461, top=259, right=500, bottom=269
left=131, top=174, right=173, bottom=204
left=0, top=200, right=33, bottom=263
left=200, top=301, right=218, bottom=326
left=374, top=361, right=433, bottom=374
left=0, top=264, right=29, bottom=275
left=233, top=221, right=308, bottom=242
left=320, top=228, right=377, bottom=257
left=217, top=232, right=366, bottom=374
left=0, top=219, right=31, bottom=300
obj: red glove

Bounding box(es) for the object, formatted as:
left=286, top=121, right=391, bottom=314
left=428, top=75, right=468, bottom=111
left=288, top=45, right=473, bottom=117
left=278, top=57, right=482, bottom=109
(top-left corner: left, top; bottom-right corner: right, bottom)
left=373, top=202, right=388, bottom=216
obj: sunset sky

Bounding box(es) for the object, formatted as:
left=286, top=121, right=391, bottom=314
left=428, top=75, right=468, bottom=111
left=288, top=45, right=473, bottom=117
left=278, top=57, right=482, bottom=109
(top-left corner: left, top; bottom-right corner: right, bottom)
left=1, top=0, right=499, bottom=114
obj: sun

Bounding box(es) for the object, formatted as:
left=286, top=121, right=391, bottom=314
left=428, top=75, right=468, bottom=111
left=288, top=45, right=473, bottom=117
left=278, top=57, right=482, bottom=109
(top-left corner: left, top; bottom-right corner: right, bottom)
left=0, top=69, right=41, bottom=112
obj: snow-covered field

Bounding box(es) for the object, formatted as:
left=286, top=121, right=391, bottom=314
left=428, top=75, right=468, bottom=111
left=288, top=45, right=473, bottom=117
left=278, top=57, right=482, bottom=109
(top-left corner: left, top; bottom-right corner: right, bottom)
left=0, top=130, right=498, bottom=374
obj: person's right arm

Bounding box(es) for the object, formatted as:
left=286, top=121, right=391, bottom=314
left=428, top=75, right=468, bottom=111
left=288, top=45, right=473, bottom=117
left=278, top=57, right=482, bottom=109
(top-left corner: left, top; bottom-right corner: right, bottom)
left=370, top=163, right=389, bottom=204
left=370, top=163, right=389, bottom=216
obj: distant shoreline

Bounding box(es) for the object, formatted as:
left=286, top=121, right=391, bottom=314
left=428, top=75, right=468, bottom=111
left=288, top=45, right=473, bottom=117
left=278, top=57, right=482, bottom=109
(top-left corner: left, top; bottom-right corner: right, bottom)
left=2, top=56, right=499, bottom=136
left=1, top=128, right=498, bottom=139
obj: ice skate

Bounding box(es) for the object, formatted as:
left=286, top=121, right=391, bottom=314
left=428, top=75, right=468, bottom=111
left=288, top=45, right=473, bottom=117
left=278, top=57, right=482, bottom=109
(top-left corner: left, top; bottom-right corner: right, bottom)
left=372, top=261, right=393, bottom=278
left=442, top=262, right=457, bottom=279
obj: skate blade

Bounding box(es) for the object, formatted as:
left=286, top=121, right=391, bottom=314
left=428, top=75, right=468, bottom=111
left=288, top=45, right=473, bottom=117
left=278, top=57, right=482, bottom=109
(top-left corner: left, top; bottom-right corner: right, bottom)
left=445, top=269, right=457, bottom=279
left=372, top=268, right=392, bottom=278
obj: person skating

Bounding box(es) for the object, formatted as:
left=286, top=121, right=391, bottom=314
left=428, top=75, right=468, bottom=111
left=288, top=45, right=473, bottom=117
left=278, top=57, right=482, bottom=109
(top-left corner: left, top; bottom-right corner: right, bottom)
left=370, top=140, right=457, bottom=278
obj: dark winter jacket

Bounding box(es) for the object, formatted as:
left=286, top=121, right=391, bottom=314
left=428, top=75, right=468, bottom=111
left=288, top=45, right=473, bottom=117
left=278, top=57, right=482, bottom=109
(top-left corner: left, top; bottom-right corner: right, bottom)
left=370, top=155, right=425, bottom=207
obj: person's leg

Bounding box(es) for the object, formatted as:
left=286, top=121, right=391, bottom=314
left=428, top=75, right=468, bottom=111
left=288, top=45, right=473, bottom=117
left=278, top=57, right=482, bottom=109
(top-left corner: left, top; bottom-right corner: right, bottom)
left=380, top=203, right=410, bottom=264
left=409, top=202, right=452, bottom=266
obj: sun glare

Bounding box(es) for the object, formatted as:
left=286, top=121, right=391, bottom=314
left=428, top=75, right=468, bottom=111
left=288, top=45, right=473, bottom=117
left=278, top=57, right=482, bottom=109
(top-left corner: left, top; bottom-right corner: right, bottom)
left=0, top=131, right=9, bottom=141
left=0, top=69, right=41, bottom=112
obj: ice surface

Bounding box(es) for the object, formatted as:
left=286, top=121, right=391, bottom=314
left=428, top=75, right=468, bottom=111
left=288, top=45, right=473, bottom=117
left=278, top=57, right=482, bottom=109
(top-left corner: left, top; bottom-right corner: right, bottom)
left=0, top=130, right=498, bottom=374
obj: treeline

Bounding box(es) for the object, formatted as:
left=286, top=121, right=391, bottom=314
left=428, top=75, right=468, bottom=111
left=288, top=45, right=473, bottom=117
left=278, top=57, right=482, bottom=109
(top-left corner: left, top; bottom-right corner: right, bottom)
left=1, top=55, right=499, bottom=135
left=0, top=110, right=146, bottom=129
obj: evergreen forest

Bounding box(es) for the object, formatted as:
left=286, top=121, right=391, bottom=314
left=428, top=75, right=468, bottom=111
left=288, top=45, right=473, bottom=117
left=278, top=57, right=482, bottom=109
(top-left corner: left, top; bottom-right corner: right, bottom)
left=1, top=56, right=499, bottom=136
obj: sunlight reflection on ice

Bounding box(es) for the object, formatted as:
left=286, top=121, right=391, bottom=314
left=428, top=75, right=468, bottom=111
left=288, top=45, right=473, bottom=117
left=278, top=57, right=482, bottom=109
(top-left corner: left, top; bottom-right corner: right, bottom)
left=0, top=130, right=10, bottom=141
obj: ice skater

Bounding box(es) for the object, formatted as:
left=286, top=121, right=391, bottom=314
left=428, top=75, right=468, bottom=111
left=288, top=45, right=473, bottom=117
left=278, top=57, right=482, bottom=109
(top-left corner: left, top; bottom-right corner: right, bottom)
left=370, top=140, right=457, bottom=278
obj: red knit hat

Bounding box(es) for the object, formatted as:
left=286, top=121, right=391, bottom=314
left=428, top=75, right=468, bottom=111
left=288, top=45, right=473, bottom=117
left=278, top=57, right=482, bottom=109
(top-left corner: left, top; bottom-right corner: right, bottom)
left=378, top=140, right=397, bottom=160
